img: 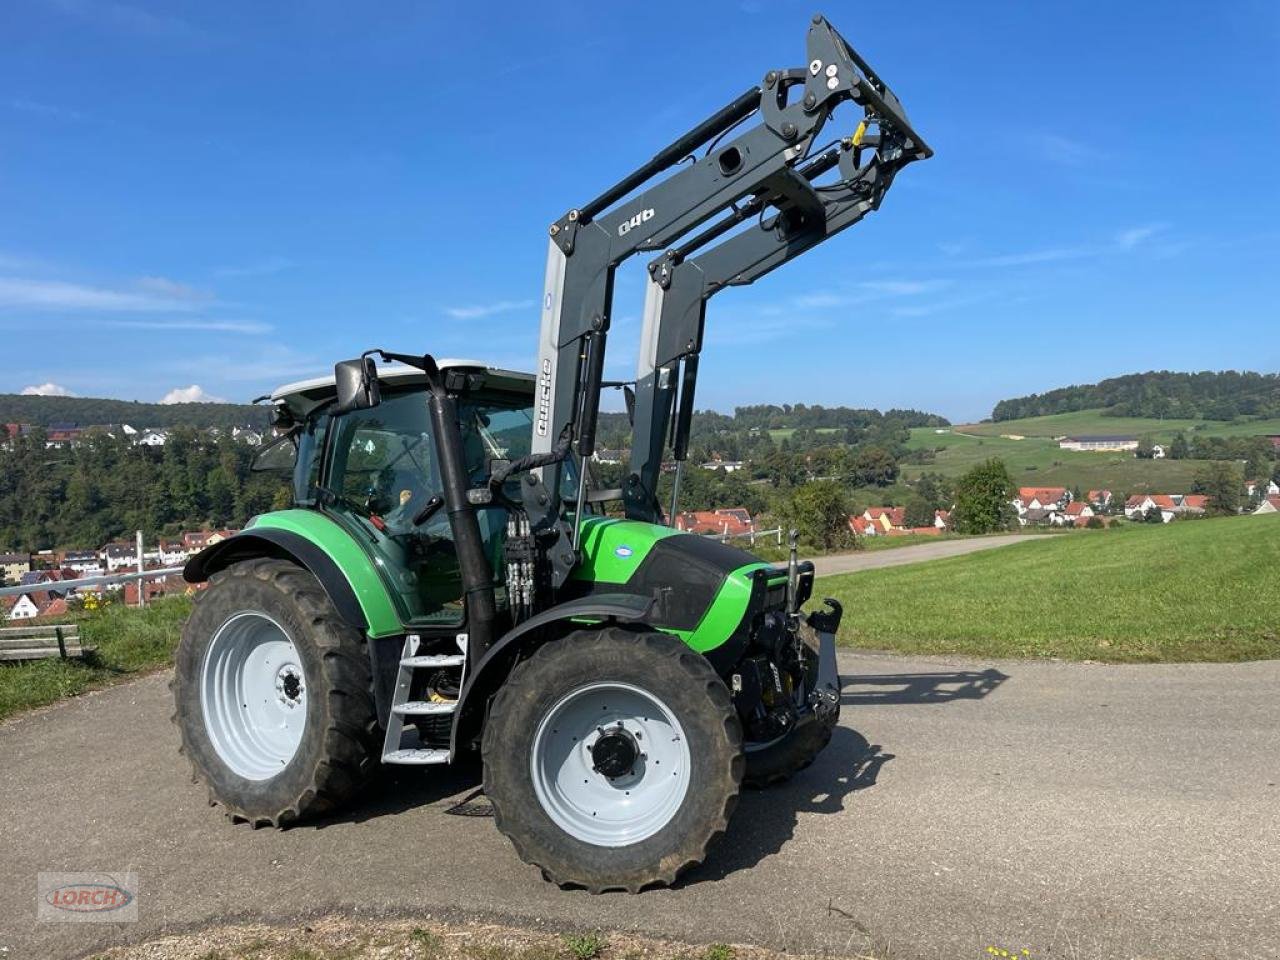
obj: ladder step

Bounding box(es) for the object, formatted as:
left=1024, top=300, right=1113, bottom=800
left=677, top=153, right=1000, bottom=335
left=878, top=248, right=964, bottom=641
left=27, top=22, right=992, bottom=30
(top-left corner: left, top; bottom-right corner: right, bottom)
left=400, top=654, right=465, bottom=668
left=392, top=700, right=458, bottom=717
left=383, top=748, right=451, bottom=765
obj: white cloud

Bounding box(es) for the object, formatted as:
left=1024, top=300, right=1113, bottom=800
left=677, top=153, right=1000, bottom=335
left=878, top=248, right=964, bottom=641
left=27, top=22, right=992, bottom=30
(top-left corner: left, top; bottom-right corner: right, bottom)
left=134, top=276, right=210, bottom=301
left=105, top=318, right=270, bottom=334
left=444, top=299, right=535, bottom=320
left=20, top=382, right=76, bottom=397
left=1115, top=223, right=1167, bottom=250
left=160, top=385, right=226, bottom=404
left=0, top=277, right=203, bottom=312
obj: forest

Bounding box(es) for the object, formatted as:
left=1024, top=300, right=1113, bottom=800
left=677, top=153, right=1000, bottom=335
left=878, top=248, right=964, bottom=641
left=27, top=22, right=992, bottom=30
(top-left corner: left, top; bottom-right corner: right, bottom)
left=0, top=427, right=288, bottom=553
left=991, top=371, right=1280, bottom=422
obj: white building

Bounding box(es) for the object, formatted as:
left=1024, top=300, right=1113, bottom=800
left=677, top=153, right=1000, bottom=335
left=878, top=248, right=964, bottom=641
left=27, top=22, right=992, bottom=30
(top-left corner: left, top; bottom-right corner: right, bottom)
left=1058, top=435, right=1139, bottom=453
left=7, top=595, right=41, bottom=620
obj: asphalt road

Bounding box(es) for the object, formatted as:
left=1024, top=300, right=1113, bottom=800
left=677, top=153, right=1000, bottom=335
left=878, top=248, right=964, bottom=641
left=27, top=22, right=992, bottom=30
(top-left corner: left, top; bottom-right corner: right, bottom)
left=811, top=534, right=1038, bottom=578
left=3, top=651, right=1277, bottom=960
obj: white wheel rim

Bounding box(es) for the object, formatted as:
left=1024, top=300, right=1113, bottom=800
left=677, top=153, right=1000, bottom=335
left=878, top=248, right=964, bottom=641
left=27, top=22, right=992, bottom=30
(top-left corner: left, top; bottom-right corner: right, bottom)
left=200, top=611, right=307, bottom=781
left=530, top=682, right=691, bottom=847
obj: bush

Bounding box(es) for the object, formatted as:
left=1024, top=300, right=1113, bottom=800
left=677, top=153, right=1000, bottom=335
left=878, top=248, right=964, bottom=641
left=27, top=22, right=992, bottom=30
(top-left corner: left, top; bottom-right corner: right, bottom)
left=949, top=459, right=1017, bottom=534
left=779, top=480, right=856, bottom=551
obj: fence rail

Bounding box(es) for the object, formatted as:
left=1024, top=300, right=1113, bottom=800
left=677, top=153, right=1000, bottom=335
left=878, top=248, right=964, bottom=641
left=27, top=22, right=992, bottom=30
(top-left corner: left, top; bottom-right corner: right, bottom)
left=0, top=566, right=184, bottom=600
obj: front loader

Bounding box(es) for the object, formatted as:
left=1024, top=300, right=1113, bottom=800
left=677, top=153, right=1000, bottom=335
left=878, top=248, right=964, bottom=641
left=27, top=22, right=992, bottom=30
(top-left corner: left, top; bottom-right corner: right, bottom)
left=172, top=14, right=931, bottom=891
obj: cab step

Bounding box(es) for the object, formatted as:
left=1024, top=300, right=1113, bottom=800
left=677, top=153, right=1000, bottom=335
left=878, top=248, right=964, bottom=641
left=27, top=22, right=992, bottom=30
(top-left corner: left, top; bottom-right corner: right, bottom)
left=381, top=633, right=469, bottom=766
left=400, top=654, right=465, bottom=668
left=392, top=700, right=457, bottom=717
left=383, top=748, right=450, bottom=765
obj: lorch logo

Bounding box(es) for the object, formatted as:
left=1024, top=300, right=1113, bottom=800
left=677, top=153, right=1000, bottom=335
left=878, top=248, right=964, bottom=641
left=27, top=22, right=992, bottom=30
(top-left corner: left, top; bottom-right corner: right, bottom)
left=617, top=207, right=655, bottom=237
left=38, top=872, right=139, bottom=923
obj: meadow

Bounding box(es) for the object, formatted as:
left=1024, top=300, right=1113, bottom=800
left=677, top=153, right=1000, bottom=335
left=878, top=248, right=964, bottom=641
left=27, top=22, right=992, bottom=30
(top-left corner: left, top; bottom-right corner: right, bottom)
left=823, top=514, right=1280, bottom=662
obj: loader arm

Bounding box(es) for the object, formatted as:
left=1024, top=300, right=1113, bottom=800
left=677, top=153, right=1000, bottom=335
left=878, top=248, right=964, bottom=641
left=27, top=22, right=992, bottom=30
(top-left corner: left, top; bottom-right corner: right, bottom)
left=531, top=14, right=931, bottom=540
left=625, top=108, right=927, bottom=522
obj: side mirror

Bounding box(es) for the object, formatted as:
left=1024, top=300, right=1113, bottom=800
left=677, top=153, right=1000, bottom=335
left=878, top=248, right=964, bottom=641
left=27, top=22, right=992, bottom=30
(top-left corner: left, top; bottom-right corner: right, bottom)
left=333, top=357, right=381, bottom=414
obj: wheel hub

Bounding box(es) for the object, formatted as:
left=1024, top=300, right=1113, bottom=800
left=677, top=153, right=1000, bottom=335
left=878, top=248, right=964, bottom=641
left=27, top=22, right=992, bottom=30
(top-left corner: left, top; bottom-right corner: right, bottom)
left=590, top=724, right=640, bottom=779
left=275, top=665, right=304, bottom=707
left=530, top=682, right=691, bottom=847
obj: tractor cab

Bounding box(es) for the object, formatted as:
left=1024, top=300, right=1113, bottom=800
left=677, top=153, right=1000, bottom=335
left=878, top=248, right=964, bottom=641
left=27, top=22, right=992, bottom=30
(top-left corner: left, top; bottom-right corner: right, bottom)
left=258, top=360, right=579, bottom=627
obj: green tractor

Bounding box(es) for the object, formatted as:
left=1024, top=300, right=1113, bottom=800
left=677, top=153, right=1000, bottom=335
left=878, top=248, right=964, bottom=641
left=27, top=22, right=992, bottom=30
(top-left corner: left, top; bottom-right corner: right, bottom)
left=172, top=15, right=930, bottom=892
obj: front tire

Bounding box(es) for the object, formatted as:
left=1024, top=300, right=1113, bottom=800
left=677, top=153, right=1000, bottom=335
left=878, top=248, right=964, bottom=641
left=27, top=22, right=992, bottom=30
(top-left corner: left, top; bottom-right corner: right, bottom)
left=171, top=558, right=379, bottom=827
left=483, top=627, right=743, bottom=892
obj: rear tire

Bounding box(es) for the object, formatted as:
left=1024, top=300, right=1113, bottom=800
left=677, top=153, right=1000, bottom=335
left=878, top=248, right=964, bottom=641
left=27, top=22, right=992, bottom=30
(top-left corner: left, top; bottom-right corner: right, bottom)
left=171, top=558, right=379, bottom=827
left=483, top=627, right=743, bottom=892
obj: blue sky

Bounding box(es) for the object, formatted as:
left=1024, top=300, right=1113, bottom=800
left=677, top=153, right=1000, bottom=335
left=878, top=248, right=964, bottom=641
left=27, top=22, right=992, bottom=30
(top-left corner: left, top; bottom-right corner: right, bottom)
left=2, top=1, right=1277, bottom=421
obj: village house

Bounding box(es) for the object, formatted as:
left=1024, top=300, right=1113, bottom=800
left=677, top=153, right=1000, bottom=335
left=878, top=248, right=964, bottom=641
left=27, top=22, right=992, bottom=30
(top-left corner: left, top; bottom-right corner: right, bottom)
left=155, top=541, right=192, bottom=566
left=43, top=423, right=84, bottom=449
left=1125, top=494, right=1178, bottom=523
left=1087, top=489, right=1113, bottom=508
left=102, top=541, right=139, bottom=572
left=674, top=508, right=755, bottom=538
left=1012, top=487, right=1070, bottom=522
left=6, top=592, right=44, bottom=620
left=698, top=458, right=745, bottom=473
left=848, top=516, right=876, bottom=537
left=1064, top=501, right=1095, bottom=526
left=137, top=429, right=170, bottom=447
left=182, top=529, right=239, bottom=553
left=60, top=550, right=103, bottom=576
left=863, top=506, right=906, bottom=532
left=1174, top=494, right=1208, bottom=516
left=1057, top=435, right=1139, bottom=453
left=0, top=552, right=30, bottom=585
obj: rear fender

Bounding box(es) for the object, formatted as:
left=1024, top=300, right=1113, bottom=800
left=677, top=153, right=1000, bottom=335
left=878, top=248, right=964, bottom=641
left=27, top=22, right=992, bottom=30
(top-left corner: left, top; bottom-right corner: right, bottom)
left=183, top=510, right=403, bottom=638
left=450, top=593, right=655, bottom=756
left=185, top=529, right=368, bottom=630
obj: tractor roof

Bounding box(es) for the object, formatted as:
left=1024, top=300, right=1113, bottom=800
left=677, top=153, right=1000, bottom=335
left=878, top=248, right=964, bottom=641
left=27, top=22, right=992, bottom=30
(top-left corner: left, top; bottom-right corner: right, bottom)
left=271, top=359, right=534, bottom=415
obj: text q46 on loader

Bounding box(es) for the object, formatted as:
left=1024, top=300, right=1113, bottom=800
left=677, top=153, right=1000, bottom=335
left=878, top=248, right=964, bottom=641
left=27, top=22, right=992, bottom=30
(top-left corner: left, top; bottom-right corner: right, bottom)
left=172, top=13, right=931, bottom=892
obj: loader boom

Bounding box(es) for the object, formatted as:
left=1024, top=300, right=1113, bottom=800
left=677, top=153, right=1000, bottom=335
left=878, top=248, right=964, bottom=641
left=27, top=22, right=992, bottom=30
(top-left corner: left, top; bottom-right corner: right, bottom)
left=531, top=13, right=931, bottom=535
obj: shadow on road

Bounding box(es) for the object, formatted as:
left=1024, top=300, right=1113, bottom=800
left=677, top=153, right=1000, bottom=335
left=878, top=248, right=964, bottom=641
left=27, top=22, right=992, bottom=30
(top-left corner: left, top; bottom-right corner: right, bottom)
left=841, top=668, right=1008, bottom=705
left=682, top=725, right=892, bottom=886
left=305, top=757, right=483, bottom=829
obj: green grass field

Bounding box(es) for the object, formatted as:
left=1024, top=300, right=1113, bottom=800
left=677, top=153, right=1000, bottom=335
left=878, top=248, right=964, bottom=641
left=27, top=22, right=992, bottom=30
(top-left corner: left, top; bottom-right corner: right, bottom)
left=904, top=427, right=1211, bottom=490
left=823, top=514, right=1280, bottom=662
left=0, top=597, right=190, bottom=721
left=956, top=408, right=1280, bottom=442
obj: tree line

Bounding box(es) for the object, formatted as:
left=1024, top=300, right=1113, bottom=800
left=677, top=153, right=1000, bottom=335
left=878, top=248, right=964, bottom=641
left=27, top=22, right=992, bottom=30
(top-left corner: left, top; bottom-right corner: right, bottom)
left=0, top=393, right=268, bottom=430
left=992, top=371, right=1280, bottom=422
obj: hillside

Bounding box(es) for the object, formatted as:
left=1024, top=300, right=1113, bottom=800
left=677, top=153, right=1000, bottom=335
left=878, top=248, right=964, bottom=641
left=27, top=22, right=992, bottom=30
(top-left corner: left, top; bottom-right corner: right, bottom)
left=901, top=409, right=1280, bottom=493
left=960, top=409, right=1280, bottom=442
left=992, top=370, right=1280, bottom=422
left=0, top=393, right=267, bottom=430
left=822, top=514, right=1280, bottom=662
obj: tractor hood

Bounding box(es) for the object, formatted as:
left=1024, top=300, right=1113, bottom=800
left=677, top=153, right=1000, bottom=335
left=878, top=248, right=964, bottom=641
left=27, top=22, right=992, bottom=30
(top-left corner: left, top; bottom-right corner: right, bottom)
left=567, top=516, right=807, bottom=666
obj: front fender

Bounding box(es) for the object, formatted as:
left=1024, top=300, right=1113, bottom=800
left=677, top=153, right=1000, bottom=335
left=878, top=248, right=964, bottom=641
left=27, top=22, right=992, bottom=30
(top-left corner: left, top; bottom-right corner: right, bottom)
left=449, top=593, right=655, bottom=756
